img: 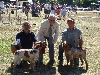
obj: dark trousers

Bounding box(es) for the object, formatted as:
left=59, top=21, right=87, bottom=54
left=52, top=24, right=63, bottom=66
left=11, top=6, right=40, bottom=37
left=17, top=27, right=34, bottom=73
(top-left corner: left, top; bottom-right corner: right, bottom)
left=58, top=44, right=79, bottom=66
left=32, top=10, right=34, bottom=17
left=39, top=37, right=54, bottom=61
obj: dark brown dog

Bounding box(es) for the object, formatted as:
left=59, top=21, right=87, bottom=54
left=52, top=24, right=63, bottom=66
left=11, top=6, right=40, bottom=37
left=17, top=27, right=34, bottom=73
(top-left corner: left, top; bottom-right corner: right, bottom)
left=62, top=41, right=88, bottom=70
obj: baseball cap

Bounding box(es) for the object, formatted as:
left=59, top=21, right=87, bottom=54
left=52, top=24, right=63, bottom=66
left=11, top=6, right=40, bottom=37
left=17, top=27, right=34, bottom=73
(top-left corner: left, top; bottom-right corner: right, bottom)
left=67, top=18, right=75, bottom=22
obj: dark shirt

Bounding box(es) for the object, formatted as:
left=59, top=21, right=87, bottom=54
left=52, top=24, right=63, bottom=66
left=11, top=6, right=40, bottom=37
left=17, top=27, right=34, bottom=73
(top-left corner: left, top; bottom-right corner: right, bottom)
left=31, top=3, right=35, bottom=10
left=25, top=4, right=30, bottom=9
left=51, top=6, right=55, bottom=10
left=16, top=30, right=37, bottom=49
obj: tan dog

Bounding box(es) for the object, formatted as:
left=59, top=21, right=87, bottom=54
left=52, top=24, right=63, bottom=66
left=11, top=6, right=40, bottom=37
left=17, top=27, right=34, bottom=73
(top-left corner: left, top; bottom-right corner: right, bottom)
left=62, top=41, right=88, bottom=70
left=11, top=41, right=46, bottom=71
left=11, top=41, right=47, bottom=54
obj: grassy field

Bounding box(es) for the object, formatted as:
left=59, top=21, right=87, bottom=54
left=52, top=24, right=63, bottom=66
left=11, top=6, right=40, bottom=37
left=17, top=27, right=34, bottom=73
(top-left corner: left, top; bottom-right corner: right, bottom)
left=0, top=9, right=100, bottom=75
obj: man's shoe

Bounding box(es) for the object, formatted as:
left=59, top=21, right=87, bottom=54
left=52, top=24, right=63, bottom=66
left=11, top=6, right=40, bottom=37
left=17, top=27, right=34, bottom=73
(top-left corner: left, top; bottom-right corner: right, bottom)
left=38, top=60, right=43, bottom=65
left=48, top=60, right=55, bottom=65
left=50, top=60, right=55, bottom=64
left=15, top=64, right=22, bottom=69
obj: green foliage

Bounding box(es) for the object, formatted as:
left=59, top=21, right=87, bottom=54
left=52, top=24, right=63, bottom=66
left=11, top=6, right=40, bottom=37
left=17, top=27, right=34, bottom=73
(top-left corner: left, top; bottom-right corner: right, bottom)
left=57, top=0, right=73, bottom=5
left=0, top=39, right=12, bottom=52
left=73, top=0, right=97, bottom=7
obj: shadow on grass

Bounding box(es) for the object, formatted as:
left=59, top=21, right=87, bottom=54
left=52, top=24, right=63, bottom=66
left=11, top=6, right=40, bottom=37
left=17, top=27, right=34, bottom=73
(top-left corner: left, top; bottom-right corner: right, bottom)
left=58, top=65, right=87, bottom=75
left=6, top=63, right=56, bottom=75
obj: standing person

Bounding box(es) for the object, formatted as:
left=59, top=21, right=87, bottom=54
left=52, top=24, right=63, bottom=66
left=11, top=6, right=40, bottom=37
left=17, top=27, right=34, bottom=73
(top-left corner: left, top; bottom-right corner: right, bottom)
left=58, top=18, right=83, bottom=69
left=47, top=2, right=51, bottom=17
left=24, top=3, right=30, bottom=16
left=44, top=2, right=51, bottom=19
left=61, top=5, right=66, bottom=18
left=22, top=2, right=25, bottom=13
left=37, top=15, right=59, bottom=64
left=50, top=3, right=55, bottom=14
left=55, top=5, right=61, bottom=20
left=31, top=2, right=35, bottom=17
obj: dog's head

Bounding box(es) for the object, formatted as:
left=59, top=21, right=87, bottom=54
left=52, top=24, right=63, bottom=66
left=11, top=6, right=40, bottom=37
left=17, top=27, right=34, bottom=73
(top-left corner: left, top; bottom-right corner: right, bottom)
left=39, top=41, right=47, bottom=54
left=34, top=41, right=47, bottom=50
left=42, top=41, right=47, bottom=47
left=62, top=41, right=72, bottom=50
left=11, top=44, right=22, bottom=54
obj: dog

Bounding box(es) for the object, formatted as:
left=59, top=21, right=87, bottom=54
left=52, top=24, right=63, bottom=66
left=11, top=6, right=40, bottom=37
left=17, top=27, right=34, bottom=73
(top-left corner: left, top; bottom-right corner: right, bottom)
left=11, top=41, right=47, bottom=55
left=11, top=41, right=46, bottom=71
left=62, top=41, right=88, bottom=70
left=39, top=41, right=47, bottom=54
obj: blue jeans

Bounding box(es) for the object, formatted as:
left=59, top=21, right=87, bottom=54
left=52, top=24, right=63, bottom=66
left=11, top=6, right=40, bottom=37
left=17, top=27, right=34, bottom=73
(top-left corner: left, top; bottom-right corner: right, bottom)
left=39, top=37, right=54, bottom=62
left=58, top=44, right=79, bottom=66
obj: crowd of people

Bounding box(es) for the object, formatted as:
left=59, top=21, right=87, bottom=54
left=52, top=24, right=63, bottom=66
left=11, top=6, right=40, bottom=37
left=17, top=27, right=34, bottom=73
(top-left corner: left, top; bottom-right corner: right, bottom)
left=3, top=1, right=100, bottom=17
left=4, top=1, right=76, bottom=19
left=20, top=2, right=68, bottom=19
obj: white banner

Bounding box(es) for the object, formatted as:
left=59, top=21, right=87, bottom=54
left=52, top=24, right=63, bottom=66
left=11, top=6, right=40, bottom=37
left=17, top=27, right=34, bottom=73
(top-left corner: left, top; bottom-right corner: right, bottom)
left=10, top=0, right=16, bottom=1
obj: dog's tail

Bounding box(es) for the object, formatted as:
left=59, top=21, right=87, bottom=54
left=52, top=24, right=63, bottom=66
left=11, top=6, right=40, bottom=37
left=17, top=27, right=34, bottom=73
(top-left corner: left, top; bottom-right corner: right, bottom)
left=11, top=44, right=17, bottom=54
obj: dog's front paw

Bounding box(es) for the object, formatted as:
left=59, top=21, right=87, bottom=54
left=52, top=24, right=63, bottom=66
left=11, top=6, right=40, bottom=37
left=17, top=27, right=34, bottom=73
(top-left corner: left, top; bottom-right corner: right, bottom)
left=11, top=62, right=14, bottom=69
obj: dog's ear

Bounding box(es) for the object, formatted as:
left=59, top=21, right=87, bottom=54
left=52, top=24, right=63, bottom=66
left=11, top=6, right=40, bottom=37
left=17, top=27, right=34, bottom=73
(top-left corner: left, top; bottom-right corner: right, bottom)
left=62, top=41, right=67, bottom=48
left=43, top=41, right=47, bottom=46
left=11, top=44, right=17, bottom=54
left=63, top=41, right=66, bottom=44
left=36, top=41, right=42, bottom=46
left=36, top=41, right=41, bottom=44
left=40, top=41, right=43, bottom=47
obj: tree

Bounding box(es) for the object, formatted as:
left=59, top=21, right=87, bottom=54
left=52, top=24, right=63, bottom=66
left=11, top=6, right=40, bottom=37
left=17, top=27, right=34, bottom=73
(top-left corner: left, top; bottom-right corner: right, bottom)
left=73, top=0, right=96, bottom=7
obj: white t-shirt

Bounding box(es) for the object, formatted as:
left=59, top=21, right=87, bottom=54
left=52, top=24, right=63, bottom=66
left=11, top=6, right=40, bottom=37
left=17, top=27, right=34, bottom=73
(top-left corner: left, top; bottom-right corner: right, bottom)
left=44, top=4, right=51, bottom=10
left=62, top=7, right=66, bottom=11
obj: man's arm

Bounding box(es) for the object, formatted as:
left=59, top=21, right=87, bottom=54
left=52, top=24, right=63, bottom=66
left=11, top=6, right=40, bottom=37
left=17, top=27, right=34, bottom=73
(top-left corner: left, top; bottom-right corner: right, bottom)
left=61, top=29, right=67, bottom=43
left=16, top=33, right=22, bottom=48
left=16, top=33, right=19, bottom=41
left=31, top=32, right=37, bottom=42
left=37, top=23, right=45, bottom=42
left=16, top=33, right=21, bottom=43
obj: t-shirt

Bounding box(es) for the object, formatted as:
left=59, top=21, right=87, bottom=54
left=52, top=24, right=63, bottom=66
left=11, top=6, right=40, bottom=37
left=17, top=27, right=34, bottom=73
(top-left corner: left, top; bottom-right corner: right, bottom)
left=16, top=30, right=37, bottom=49
left=62, top=27, right=82, bottom=48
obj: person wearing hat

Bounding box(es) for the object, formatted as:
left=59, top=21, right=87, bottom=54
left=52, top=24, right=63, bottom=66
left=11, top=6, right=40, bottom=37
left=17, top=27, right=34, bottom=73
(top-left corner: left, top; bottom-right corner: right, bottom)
left=58, top=18, right=83, bottom=68
left=15, top=21, right=37, bottom=68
